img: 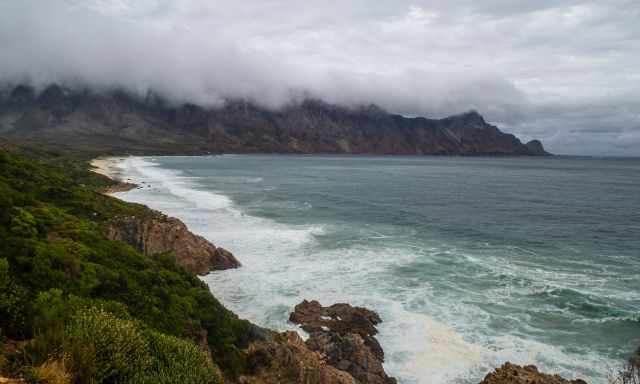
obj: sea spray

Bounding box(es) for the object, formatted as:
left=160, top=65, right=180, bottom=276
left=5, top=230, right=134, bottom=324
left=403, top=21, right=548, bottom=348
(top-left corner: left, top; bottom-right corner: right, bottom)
left=113, top=155, right=640, bottom=384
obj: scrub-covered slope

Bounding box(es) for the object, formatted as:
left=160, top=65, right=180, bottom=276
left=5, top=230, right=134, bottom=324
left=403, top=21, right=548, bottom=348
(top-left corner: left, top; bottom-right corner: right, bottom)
left=0, top=147, right=254, bottom=382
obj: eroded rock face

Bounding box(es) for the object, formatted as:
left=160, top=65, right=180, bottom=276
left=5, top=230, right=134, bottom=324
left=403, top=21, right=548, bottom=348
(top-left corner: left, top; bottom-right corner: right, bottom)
left=106, top=213, right=240, bottom=275
left=480, top=363, right=587, bottom=384
left=290, top=300, right=396, bottom=384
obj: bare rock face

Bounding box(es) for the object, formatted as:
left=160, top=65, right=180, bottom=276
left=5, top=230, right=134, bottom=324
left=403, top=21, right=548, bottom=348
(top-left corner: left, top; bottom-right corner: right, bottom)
left=106, top=213, right=240, bottom=275
left=480, top=363, right=587, bottom=384
left=240, top=331, right=357, bottom=384
left=290, top=300, right=396, bottom=384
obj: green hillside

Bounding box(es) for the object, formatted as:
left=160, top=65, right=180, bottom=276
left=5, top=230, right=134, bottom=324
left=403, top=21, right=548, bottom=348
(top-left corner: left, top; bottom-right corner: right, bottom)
left=0, top=147, right=255, bottom=383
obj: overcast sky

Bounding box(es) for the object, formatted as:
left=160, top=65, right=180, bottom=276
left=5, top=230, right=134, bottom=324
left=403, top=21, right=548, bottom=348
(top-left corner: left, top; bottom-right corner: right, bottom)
left=1, top=0, right=639, bottom=155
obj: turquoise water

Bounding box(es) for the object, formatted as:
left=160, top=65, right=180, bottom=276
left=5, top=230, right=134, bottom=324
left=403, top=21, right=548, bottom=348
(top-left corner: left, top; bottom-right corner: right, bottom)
left=114, top=155, right=640, bottom=384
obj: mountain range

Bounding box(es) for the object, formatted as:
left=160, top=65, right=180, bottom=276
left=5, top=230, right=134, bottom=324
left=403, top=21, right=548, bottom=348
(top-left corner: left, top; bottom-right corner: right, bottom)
left=0, top=84, right=548, bottom=155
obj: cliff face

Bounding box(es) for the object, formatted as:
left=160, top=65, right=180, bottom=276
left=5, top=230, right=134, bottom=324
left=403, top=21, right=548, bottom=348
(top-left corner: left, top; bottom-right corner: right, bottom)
left=0, top=84, right=549, bottom=156
left=106, top=213, right=240, bottom=275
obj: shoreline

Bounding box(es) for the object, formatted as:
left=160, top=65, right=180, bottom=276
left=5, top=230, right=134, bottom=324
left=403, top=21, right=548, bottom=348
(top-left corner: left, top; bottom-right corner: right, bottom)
left=92, top=155, right=602, bottom=384
left=90, top=156, right=401, bottom=383
left=90, top=157, right=138, bottom=194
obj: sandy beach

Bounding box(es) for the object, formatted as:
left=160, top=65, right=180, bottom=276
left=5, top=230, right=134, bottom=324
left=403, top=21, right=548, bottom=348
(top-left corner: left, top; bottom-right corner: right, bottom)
left=90, top=157, right=126, bottom=179
left=90, top=157, right=136, bottom=193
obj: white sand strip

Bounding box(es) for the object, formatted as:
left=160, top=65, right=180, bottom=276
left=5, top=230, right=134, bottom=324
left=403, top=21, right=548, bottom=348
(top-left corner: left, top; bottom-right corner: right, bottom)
left=90, top=157, right=127, bottom=181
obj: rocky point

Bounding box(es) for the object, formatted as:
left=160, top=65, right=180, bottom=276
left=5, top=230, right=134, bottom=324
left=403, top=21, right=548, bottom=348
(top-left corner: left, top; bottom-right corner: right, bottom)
left=106, top=212, right=240, bottom=275
left=289, top=300, right=396, bottom=384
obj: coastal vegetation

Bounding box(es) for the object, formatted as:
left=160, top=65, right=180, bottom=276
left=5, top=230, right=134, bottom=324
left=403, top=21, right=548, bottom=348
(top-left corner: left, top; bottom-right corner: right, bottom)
left=0, top=146, right=253, bottom=382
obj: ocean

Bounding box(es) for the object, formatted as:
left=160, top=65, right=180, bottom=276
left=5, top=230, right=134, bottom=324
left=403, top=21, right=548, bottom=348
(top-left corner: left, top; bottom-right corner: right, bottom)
left=112, top=155, right=640, bottom=384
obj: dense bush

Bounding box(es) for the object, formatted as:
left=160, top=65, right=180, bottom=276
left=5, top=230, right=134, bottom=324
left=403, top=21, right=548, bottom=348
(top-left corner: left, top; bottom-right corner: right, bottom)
left=30, top=289, right=130, bottom=362
left=0, top=149, right=254, bottom=379
left=31, top=305, right=221, bottom=384
left=0, top=330, right=5, bottom=373
left=140, top=330, right=220, bottom=384
left=0, top=258, right=30, bottom=339
left=64, top=307, right=153, bottom=383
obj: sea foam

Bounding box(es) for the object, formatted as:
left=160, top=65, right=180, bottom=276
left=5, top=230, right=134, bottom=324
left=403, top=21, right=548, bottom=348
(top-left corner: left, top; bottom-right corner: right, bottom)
left=111, top=156, right=623, bottom=384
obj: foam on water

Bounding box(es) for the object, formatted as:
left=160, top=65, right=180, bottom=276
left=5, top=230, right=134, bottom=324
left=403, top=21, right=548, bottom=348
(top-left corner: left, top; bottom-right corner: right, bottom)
left=117, top=157, right=320, bottom=259
left=112, top=156, right=629, bottom=384
left=125, top=157, right=234, bottom=211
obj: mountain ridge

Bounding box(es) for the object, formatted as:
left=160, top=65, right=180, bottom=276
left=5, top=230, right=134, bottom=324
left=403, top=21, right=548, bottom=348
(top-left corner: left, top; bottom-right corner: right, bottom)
left=0, top=84, right=549, bottom=156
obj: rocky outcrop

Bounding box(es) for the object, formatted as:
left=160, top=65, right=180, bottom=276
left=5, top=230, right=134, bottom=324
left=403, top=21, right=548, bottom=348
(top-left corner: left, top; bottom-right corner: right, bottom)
left=106, top=213, right=240, bottom=275
left=0, top=84, right=549, bottom=156
left=289, top=300, right=396, bottom=384
left=240, top=331, right=357, bottom=384
left=480, top=363, right=587, bottom=384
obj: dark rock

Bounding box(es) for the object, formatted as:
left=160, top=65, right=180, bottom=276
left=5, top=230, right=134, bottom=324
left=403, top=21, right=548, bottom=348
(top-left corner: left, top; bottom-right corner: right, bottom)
left=290, top=300, right=385, bottom=360
left=290, top=300, right=396, bottom=384
left=306, top=332, right=392, bottom=384
left=290, top=300, right=381, bottom=336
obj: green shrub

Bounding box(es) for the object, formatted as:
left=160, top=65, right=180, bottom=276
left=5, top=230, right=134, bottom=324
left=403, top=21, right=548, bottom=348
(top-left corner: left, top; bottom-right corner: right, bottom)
left=0, top=183, right=15, bottom=225
left=136, top=330, right=220, bottom=384
left=31, top=289, right=129, bottom=362
left=0, top=258, right=30, bottom=338
left=0, top=149, right=254, bottom=376
left=9, top=207, right=38, bottom=238
left=61, top=307, right=220, bottom=384
left=64, top=307, right=152, bottom=384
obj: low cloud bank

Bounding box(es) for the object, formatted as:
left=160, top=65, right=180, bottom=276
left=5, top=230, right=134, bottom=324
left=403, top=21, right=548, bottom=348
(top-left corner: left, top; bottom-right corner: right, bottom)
left=1, top=1, right=638, bottom=155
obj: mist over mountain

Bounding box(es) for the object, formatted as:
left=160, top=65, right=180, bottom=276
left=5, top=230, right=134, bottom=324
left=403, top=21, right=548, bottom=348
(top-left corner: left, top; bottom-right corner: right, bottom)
left=1, top=3, right=638, bottom=384
left=1, top=1, right=638, bottom=155
left=0, top=83, right=547, bottom=156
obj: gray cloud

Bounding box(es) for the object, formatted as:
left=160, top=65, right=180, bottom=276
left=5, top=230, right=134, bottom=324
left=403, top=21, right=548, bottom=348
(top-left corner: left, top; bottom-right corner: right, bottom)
left=0, top=0, right=639, bottom=155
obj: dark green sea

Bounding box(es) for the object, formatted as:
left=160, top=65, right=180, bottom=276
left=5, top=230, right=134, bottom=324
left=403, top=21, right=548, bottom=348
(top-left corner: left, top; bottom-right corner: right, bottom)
left=114, top=155, right=640, bottom=384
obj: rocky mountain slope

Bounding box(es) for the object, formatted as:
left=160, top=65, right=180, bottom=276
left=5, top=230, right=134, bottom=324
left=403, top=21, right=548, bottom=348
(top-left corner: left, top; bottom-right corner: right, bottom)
left=0, top=84, right=548, bottom=156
